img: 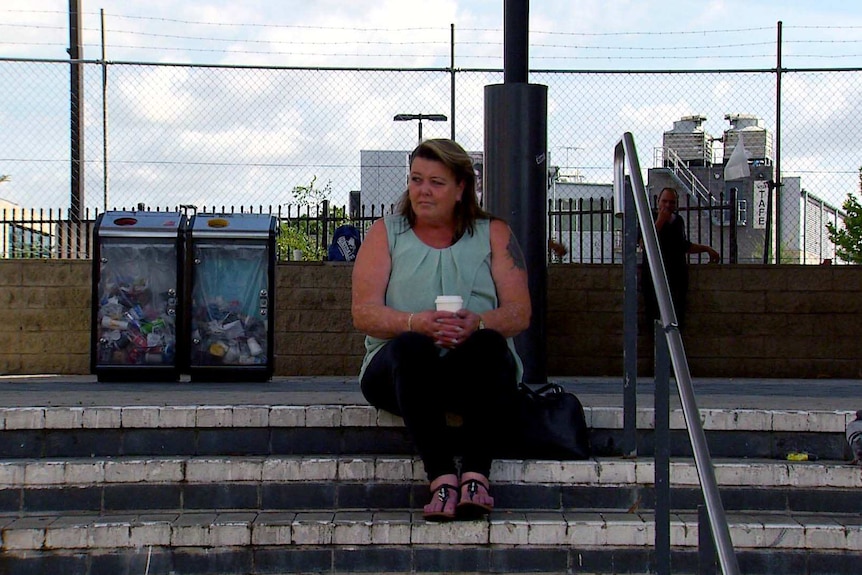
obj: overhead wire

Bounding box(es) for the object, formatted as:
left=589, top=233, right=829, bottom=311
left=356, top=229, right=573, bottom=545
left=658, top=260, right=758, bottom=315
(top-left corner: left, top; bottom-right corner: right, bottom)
left=1, top=9, right=861, bottom=65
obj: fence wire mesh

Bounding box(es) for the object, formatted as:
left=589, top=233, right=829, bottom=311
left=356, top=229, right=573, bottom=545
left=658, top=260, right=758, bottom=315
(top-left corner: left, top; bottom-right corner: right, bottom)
left=1, top=58, right=860, bottom=262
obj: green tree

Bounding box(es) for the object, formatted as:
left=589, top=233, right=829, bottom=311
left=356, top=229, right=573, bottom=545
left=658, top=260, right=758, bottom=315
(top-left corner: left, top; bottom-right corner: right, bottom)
left=826, top=168, right=862, bottom=264
left=278, top=176, right=346, bottom=261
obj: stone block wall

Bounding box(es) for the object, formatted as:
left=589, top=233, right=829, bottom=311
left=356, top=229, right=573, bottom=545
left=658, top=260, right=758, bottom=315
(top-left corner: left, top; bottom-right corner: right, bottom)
left=0, top=260, right=91, bottom=375
left=274, top=262, right=363, bottom=376
left=547, top=264, right=862, bottom=379
left=1, top=260, right=860, bottom=379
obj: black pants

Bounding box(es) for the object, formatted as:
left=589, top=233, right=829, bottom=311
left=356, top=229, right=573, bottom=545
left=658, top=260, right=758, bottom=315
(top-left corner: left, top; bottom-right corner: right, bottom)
left=360, top=329, right=518, bottom=481
left=642, top=266, right=688, bottom=330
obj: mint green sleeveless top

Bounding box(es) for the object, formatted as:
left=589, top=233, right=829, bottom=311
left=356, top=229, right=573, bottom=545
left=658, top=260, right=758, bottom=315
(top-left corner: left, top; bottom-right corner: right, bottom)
left=359, top=214, right=523, bottom=382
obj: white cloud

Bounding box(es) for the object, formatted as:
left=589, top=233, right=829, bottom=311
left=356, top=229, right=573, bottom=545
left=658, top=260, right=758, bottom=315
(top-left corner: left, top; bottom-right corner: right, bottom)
left=117, top=66, right=194, bottom=123
left=3, top=0, right=862, bottom=210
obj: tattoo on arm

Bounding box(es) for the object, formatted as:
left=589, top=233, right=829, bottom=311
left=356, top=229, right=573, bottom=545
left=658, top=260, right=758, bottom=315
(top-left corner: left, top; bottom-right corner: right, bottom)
left=506, top=232, right=526, bottom=270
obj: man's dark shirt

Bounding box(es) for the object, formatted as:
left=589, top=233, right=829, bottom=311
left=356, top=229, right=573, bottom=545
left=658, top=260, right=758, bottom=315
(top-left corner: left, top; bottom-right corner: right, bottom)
left=641, top=213, right=692, bottom=327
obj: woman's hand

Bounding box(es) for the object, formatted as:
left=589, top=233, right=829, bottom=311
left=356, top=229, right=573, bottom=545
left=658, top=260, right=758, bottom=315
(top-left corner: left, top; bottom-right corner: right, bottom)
left=432, top=309, right=483, bottom=349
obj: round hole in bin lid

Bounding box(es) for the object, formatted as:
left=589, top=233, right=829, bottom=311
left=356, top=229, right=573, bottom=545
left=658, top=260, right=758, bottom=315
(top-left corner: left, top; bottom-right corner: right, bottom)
left=113, top=217, right=138, bottom=226
left=208, top=218, right=230, bottom=228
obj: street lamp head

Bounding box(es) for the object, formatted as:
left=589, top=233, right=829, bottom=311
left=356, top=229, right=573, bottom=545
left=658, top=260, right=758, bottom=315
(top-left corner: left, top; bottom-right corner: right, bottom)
left=393, top=113, right=448, bottom=145
left=393, top=113, right=448, bottom=122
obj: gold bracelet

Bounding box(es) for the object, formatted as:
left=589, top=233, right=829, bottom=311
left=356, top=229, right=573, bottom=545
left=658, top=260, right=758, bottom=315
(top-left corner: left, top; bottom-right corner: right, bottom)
left=407, top=313, right=414, bottom=332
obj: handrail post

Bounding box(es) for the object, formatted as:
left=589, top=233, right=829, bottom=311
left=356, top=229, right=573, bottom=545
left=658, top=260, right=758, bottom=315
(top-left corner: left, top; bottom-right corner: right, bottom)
left=614, top=132, right=740, bottom=575
left=620, top=175, right=638, bottom=456
left=654, top=320, right=671, bottom=575
left=699, top=504, right=718, bottom=575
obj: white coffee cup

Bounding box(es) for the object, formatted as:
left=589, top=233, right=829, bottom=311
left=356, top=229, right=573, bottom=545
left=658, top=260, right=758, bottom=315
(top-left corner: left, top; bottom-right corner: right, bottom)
left=247, top=337, right=263, bottom=356
left=435, top=295, right=463, bottom=313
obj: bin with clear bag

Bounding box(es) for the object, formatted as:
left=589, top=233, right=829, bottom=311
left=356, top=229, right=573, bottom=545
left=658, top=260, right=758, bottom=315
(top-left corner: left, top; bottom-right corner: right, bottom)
left=186, top=213, right=276, bottom=382
left=91, top=211, right=186, bottom=382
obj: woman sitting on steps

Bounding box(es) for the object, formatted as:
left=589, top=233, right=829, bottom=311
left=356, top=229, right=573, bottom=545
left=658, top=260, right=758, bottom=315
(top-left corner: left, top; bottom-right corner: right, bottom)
left=351, top=138, right=531, bottom=521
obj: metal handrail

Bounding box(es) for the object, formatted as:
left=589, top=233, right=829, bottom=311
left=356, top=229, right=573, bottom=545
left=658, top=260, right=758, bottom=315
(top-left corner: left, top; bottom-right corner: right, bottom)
left=656, top=146, right=716, bottom=203
left=614, top=133, right=740, bottom=575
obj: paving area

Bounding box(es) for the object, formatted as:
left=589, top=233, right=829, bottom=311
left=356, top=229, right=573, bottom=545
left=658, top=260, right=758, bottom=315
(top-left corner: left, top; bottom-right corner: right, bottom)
left=0, top=374, right=858, bottom=411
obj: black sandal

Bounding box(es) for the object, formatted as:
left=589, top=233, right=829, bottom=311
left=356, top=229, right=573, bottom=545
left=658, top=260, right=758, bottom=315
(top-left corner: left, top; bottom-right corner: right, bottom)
left=456, top=477, right=494, bottom=519
left=422, top=483, right=458, bottom=522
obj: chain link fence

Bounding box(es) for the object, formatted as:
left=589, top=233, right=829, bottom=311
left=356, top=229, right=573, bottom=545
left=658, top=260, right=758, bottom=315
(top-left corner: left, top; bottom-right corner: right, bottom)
left=1, top=58, right=860, bottom=262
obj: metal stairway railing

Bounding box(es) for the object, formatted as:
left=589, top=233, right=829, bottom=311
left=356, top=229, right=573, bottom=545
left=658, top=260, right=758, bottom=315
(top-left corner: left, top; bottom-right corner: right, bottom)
left=615, top=133, right=740, bottom=575
left=654, top=146, right=717, bottom=203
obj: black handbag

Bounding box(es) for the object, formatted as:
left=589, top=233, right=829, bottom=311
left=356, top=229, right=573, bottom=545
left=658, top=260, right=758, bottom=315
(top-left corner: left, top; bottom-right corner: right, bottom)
left=509, top=382, right=591, bottom=460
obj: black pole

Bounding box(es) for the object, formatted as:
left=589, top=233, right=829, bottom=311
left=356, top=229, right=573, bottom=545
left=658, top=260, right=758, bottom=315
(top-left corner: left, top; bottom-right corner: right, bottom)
left=484, top=84, right=547, bottom=384
left=485, top=0, right=548, bottom=384
left=503, top=0, right=528, bottom=83
left=728, top=186, right=738, bottom=264
left=69, top=0, right=84, bottom=222
left=101, top=8, right=108, bottom=211
left=775, top=21, right=783, bottom=264
left=450, top=23, right=456, bottom=140
left=763, top=22, right=783, bottom=265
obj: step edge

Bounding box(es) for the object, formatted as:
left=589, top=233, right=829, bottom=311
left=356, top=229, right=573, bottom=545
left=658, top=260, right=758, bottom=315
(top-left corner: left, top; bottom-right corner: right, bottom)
left=1, top=509, right=858, bottom=552
left=2, top=456, right=860, bottom=489
left=1, top=405, right=854, bottom=433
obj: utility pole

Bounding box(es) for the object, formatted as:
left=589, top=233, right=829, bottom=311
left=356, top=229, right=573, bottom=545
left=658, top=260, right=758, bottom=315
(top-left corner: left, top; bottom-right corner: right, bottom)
left=69, top=0, right=84, bottom=221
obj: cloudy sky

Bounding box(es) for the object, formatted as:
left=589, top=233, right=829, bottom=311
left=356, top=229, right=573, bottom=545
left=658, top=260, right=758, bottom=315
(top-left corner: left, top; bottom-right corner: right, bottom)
left=1, top=1, right=861, bottom=210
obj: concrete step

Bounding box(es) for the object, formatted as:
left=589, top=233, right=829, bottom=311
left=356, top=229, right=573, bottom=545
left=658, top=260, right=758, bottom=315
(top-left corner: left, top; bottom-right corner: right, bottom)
left=1, top=403, right=855, bottom=460
left=4, top=455, right=859, bottom=490
left=2, top=403, right=852, bottom=433
left=2, top=509, right=860, bottom=575
left=0, top=380, right=860, bottom=574
left=2, top=455, right=859, bottom=517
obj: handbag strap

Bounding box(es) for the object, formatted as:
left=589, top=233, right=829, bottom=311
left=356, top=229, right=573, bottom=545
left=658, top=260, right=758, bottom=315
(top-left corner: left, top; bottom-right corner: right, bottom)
left=519, top=382, right=565, bottom=397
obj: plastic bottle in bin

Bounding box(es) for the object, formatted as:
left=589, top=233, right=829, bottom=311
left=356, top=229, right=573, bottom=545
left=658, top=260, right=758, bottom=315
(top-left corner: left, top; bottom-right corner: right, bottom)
left=97, top=283, right=175, bottom=366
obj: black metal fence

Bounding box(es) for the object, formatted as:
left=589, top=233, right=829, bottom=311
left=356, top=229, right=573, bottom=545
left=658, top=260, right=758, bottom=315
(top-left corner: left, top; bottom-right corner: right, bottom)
left=3, top=196, right=742, bottom=264
left=0, top=203, right=390, bottom=262
left=549, top=192, right=741, bottom=264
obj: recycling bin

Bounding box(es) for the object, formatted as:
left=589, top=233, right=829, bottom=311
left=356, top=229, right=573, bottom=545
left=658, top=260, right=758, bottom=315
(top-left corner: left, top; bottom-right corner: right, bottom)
left=186, top=213, right=276, bottom=382
left=91, top=211, right=186, bottom=382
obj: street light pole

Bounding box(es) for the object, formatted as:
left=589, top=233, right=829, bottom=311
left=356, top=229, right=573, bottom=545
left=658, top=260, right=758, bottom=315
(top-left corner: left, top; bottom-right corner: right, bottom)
left=393, top=113, right=448, bottom=145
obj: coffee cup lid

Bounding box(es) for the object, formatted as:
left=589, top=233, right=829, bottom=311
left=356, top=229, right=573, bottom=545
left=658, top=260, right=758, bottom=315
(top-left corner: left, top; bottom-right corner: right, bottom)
left=435, top=295, right=462, bottom=302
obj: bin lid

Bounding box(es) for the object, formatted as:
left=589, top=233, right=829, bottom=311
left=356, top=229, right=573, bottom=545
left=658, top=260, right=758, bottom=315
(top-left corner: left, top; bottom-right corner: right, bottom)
left=97, top=211, right=185, bottom=238
left=190, top=213, right=276, bottom=238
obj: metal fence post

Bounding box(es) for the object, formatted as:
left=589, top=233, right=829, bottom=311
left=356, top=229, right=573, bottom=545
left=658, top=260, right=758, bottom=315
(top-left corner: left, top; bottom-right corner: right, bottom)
left=699, top=503, right=718, bottom=575
left=321, top=199, right=330, bottom=257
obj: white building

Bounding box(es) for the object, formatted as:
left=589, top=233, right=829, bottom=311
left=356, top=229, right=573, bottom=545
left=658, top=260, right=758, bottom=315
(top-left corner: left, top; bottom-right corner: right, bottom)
left=0, top=198, right=55, bottom=258
left=548, top=178, right=616, bottom=263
